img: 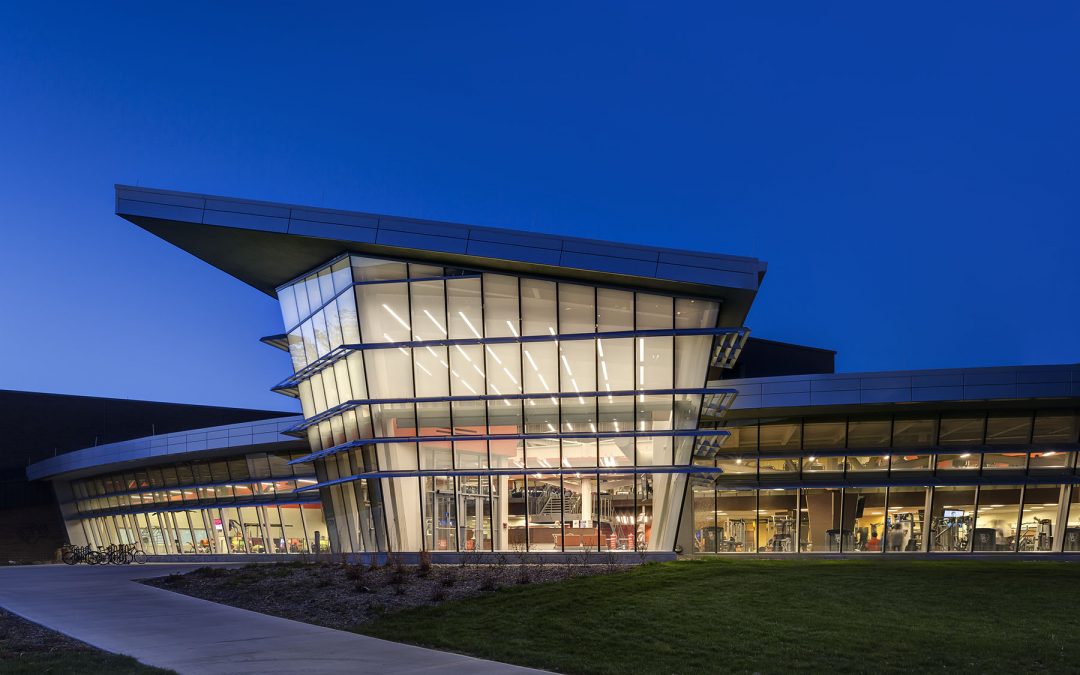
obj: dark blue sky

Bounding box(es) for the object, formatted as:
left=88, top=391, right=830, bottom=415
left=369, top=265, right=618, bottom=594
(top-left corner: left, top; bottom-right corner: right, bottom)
left=1, top=3, right=1077, bottom=411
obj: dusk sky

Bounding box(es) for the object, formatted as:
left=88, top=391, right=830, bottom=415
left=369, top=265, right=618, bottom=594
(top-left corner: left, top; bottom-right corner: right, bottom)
left=1, top=3, right=1076, bottom=412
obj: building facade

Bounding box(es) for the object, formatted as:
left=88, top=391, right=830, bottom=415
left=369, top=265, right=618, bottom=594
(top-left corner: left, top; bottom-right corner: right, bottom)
left=25, top=186, right=1080, bottom=558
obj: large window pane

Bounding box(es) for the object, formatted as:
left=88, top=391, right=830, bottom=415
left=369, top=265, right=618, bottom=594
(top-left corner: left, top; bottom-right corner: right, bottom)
left=804, top=421, right=845, bottom=450
left=409, top=280, right=447, bottom=342
left=527, top=473, right=562, bottom=551
left=986, top=414, right=1032, bottom=444
left=758, top=489, right=797, bottom=553
left=714, top=490, right=757, bottom=552
left=692, top=485, right=716, bottom=553
left=635, top=294, right=672, bottom=330
left=841, top=487, right=886, bottom=552
left=1033, top=412, right=1078, bottom=443
left=483, top=274, right=519, bottom=338
left=939, top=415, right=984, bottom=445
left=560, top=339, right=596, bottom=394
left=447, top=277, right=483, bottom=339
left=558, top=283, right=595, bottom=334
left=424, top=476, right=458, bottom=551
left=351, top=256, right=407, bottom=282
left=597, top=288, right=633, bottom=332
left=929, top=486, right=977, bottom=552
left=847, top=419, right=891, bottom=448
left=597, top=337, right=633, bottom=392
left=973, top=485, right=1022, bottom=552
left=1019, top=485, right=1064, bottom=553
left=799, top=488, right=842, bottom=552
left=893, top=417, right=937, bottom=447
left=521, top=279, right=557, bottom=336
left=885, top=486, right=929, bottom=552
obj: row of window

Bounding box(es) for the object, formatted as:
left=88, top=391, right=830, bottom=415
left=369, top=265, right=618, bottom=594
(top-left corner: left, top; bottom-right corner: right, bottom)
left=74, top=478, right=319, bottom=516
left=708, top=449, right=1078, bottom=481
left=719, top=410, right=1079, bottom=451
left=78, top=504, right=329, bottom=555
left=70, top=452, right=314, bottom=500
left=693, top=484, right=1080, bottom=554
left=280, top=255, right=722, bottom=373
left=318, top=439, right=685, bottom=553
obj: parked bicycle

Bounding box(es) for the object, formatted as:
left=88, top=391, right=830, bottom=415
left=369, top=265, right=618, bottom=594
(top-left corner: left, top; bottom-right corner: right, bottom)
left=61, top=542, right=147, bottom=565
left=61, top=543, right=104, bottom=565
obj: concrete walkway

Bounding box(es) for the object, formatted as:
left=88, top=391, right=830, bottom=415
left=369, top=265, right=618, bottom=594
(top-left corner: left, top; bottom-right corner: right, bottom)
left=0, top=564, right=542, bottom=674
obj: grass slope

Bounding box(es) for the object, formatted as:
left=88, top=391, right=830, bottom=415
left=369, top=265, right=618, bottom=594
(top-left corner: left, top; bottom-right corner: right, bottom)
left=359, top=558, right=1080, bottom=674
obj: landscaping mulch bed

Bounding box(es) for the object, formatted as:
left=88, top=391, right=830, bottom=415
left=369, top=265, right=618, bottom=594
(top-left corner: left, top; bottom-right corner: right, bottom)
left=142, top=555, right=628, bottom=630
left=0, top=607, right=169, bottom=674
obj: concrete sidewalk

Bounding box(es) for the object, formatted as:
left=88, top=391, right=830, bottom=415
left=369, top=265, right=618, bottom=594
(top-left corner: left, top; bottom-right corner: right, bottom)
left=0, top=564, right=542, bottom=674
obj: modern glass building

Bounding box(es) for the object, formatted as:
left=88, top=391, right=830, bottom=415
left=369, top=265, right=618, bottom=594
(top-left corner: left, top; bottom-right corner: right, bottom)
left=25, top=186, right=1080, bottom=557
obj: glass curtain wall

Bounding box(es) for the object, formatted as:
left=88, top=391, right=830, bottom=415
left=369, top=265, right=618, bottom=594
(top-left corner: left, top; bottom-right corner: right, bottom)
left=277, top=255, right=726, bottom=553
left=690, top=484, right=1080, bottom=555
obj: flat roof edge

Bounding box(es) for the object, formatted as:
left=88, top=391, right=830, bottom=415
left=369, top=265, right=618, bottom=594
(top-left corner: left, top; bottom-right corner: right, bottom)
left=115, top=185, right=766, bottom=318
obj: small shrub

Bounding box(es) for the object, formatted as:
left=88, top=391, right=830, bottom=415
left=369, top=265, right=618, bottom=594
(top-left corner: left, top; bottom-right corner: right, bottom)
left=516, top=566, right=531, bottom=585
left=417, top=550, right=432, bottom=577
left=353, top=581, right=371, bottom=593
left=479, top=571, right=497, bottom=591
left=430, top=586, right=447, bottom=602
left=390, top=566, right=408, bottom=586
left=194, top=566, right=227, bottom=578
left=315, top=577, right=332, bottom=588
left=162, top=572, right=183, bottom=585
left=344, top=563, right=364, bottom=581
left=392, top=582, right=406, bottom=595
left=440, top=569, right=457, bottom=587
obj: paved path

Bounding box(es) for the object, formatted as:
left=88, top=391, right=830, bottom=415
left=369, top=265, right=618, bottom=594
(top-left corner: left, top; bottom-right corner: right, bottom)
left=0, top=564, right=542, bottom=674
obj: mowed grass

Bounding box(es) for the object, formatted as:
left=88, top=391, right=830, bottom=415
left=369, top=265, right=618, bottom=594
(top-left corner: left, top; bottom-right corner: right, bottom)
left=358, top=558, right=1080, bottom=674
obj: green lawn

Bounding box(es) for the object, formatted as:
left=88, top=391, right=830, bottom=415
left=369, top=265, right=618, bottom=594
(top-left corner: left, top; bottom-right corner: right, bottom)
left=358, top=558, right=1080, bottom=674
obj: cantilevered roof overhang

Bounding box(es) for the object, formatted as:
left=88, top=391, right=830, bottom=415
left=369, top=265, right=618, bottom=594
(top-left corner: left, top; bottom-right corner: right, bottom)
left=116, top=185, right=768, bottom=325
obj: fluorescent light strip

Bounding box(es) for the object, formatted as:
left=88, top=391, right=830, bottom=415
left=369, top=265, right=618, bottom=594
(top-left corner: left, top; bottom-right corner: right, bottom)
left=382, top=304, right=411, bottom=331
left=525, top=351, right=539, bottom=371
left=597, top=339, right=604, bottom=357
left=571, top=378, right=585, bottom=404
left=561, top=354, right=573, bottom=375
left=638, top=338, right=644, bottom=362
left=458, top=312, right=482, bottom=338
left=471, top=363, right=486, bottom=378
left=502, top=367, right=518, bottom=385
left=416, top=362, right=432, bottom=376
left=455, top=344, right=472, bottom=362
left=486, top=346, right=503, bottom=364
left=423, top=310, right=446, bottom=336
left=506, top=320, right=519, bottom=337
